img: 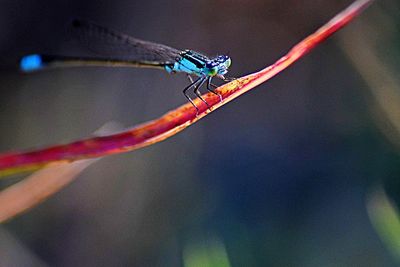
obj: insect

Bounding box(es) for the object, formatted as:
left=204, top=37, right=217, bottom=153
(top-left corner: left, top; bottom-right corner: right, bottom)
left=20, top=19, right=233, bottom=113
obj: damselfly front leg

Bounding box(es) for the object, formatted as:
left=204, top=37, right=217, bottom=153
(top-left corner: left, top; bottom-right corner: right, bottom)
left=223, top=77, right=236, bottom=82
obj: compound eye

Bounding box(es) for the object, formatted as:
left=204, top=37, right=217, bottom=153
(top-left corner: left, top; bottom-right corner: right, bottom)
left=224, top=57, right=232, bottom=68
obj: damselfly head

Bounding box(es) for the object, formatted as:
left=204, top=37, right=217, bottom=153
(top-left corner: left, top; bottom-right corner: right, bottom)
left=205, top=55, right=231, bottom=77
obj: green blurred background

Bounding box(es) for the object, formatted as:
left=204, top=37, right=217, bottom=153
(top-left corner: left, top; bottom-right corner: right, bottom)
left=1, top=0, right=400, bottom=266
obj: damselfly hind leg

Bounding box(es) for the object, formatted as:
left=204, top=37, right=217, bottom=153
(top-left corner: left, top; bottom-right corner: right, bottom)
left=183, top=77, right=201, bottom=115
left=207, top=77, right=223, bottom=102
left=186, top=75, right=194, bottom=83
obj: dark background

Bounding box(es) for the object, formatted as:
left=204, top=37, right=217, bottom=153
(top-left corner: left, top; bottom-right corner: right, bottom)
left=1, top=0, right=400, bottom=266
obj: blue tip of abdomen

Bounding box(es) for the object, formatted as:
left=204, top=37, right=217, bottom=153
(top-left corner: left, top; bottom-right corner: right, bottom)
left=20, top=54, right=43, bottom=72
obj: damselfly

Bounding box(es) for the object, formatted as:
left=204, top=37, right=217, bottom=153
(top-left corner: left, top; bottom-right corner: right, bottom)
left=20, top=19, right=233, bottom=113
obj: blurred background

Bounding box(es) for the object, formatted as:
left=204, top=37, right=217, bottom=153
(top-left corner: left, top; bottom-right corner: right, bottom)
left=0, top=0, right=400, bottom=266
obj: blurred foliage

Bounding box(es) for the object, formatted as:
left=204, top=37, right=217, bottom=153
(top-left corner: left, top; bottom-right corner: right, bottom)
left=183, top=236, right=231, bottom=267
left=368, top=189, right=400, bottom=262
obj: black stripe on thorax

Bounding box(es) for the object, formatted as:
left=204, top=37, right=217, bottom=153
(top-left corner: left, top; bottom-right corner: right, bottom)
left=180, top=50, right=207, bottom=69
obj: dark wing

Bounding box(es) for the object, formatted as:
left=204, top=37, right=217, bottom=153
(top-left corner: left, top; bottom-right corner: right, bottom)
left=67, top=19, right=181, bottom=66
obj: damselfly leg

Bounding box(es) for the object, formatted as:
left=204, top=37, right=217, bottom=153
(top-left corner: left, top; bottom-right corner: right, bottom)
left=183, top=77, right=202, bottom=114
left=183, top=76, right=213, bottom=114
left=186, top=75, right=224, bottom=106
left=193, top=77, right=210, bottom=109
left=187, top=75, right=194, bottom=84
left=223, top=77, right=236, bottom=82
left=206, top=77, right=223, bottom=102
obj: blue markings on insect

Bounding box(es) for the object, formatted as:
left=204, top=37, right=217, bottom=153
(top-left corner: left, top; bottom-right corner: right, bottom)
left=20, top=54, right=43, bottom=72
left=173, top=57, right=204, bottom=76
left=164, top=50, right=232, bottom=79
